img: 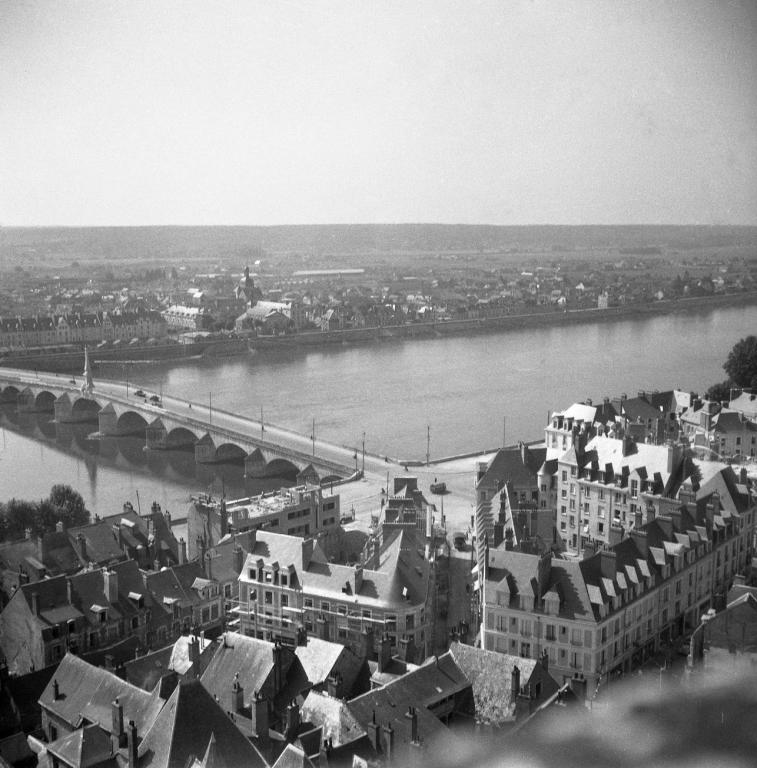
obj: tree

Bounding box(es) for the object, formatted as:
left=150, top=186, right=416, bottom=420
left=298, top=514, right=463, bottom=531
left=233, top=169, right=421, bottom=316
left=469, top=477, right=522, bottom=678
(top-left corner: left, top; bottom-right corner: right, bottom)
left=47, top=484, right=89, bottom=528
left=723, top=335, right=757, bottom=389
left=705, top=380, right=732, bottom=403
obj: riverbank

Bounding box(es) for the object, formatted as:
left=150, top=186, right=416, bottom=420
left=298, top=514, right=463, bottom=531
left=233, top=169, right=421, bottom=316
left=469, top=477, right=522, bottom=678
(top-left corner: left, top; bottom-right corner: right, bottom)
left=249, top=290, right=757, bottom=351
left=0, top=337, right=248, bottom=373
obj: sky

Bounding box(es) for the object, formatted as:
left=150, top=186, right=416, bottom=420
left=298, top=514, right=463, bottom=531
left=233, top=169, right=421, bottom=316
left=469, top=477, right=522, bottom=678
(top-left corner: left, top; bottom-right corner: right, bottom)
left=1, top=0, right=756, bottom=227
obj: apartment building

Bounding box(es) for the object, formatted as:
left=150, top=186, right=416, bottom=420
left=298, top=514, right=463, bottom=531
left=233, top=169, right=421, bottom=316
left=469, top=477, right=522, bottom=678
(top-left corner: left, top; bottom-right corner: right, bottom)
left=236, top=527, right=432, bottom=662
left=680, top=398, right=757, bottom=459
left=187, top=485, right=340, bottom=561
left=479, top=482, right=754, bottom=692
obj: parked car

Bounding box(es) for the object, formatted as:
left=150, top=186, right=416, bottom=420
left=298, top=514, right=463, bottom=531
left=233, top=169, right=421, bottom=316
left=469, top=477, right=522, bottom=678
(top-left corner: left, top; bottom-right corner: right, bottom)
left=134, top=389, right=145, bottom=397
left=148, top=395, right=162, bottom=405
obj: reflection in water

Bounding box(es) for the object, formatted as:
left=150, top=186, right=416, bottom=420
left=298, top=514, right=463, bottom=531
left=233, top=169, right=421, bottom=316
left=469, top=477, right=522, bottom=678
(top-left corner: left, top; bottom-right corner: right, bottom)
left=0, top=404, right=293, bottom=514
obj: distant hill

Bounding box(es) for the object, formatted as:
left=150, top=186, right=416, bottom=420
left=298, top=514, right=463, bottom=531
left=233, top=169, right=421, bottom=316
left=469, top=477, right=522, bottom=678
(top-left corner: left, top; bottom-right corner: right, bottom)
left=2, top=224, right=757, bottom=263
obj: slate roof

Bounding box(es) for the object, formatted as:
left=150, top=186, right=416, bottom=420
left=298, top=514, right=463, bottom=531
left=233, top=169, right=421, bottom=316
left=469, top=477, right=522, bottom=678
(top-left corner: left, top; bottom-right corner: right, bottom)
left=168, top=633, right=216, bottom=675
left=447, top=641, right=539, bottom=724
left=348, top=654, right=467, bottom=756
left=137, top=678, right=267, bottom=768
left=242, top=528, right=430, bottom=611
left=299, top=691, right=366, bottom=747
left=39, top=653, right=163, bottom=735
left=200, top=632, right=294, bottom=706
left=45, top=722, right=116, bottom=768
left=271, top=743, right=315, bottom=768
left=476, top=443, right=546, bottom=491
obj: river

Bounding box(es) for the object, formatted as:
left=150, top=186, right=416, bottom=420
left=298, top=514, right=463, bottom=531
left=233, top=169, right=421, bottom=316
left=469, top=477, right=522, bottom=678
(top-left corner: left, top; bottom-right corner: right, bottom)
left=1, top=304, right=755, bottom=514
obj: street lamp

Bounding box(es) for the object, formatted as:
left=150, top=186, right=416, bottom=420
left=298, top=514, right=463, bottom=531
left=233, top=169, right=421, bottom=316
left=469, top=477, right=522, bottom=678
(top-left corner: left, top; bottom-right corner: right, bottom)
left=209, top=392, right=212, bottom=425
left=362, top=431, right=365, bottom=473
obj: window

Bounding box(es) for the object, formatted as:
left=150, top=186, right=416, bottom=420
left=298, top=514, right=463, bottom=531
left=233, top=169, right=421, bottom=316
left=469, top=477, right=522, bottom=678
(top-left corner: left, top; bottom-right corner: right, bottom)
left=131, top=617, right=139, bottom=629
left=265, top=591, right=273, bottom=605
left=320, top=601, right=330, bottom=612
left=561, top=506, right=567, bottom=516
left=406, top=614, right=415, bottom=630
left=281, top=574, right=288, bottom=587
left=304, top=598, right=313, bottom=608
left=520, top=642, right=531, bottom=658
left=630, top=480, right=638, bottom=498
left=562, top=470, right=568, bottom=482
left=546, top=624, right=556, bottom=641
left=362, top=609, right=372, bottom=620
left=281, top=594, right=289, bottom=607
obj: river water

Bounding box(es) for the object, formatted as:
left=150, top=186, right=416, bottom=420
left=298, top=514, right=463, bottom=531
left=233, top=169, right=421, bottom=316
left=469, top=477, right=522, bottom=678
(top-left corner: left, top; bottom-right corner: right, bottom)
left=1, top=304, right=755, bottom=515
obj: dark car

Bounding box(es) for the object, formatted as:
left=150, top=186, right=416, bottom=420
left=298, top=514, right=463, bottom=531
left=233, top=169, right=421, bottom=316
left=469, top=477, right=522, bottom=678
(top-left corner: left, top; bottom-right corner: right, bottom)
left=134, top=389, right=146, bottom=397
left=148, top=395, right=162, bottom=405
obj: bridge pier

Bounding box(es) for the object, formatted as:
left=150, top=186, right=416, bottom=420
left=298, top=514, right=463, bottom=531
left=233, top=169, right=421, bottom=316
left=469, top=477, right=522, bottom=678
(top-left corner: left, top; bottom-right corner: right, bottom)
left=97, top=403, right=119, bottom=436
left=145, top=418, right=169, bottom=450
left=244, top=448, right=267, bottom=478
left=195, top=434, right=217, bottom=464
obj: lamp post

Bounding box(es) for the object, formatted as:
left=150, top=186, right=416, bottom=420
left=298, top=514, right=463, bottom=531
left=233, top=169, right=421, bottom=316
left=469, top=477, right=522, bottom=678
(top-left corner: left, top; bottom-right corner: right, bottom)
left=362, top=431, right=365, bottom=473
left=209, top=392, right=212, bottom=425
left=311, top=418, right=315, bottom=456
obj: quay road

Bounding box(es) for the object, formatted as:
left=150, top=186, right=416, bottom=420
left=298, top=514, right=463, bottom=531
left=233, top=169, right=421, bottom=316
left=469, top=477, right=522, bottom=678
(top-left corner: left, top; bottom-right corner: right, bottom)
left=0, top=367, right=489, bottom=536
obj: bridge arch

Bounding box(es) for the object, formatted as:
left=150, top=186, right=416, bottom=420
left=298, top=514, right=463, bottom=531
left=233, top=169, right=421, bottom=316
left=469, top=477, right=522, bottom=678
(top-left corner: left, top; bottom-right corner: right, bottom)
left=166, top=427, right=198, bottom=450
left=34, top=391, right=56, bottom=412
left=116, top=410, right=148, bottom=436
left=0, top=385, right=20, bottom=403
left=71, top=397, right=102, bottom=420
left=264, top=458, right=300, bottom=480
left=215, top=442, right=247, bottom=464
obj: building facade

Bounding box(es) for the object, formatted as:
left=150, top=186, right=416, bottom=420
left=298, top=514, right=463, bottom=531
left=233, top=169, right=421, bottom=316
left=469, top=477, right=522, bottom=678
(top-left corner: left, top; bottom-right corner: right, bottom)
left=235, top=528, right=432, bottom=662
left=479, top=481, right=754, bottom=692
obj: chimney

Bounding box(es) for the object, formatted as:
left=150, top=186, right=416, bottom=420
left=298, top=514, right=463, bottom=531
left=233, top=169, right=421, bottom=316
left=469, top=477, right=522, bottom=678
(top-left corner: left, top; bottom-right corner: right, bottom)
left=231, top=673, right=244, bottom=713
left=366, top=711, right=380, bottom=753
left=378, top=633, right=392, bottom=672
left=252, top=691, right=269, bottom=747
left=511, top=665, right=521, bottom=698
left=103, top=569, right=118, bottom=604
left=31, top=592, right=40, bottom=616
left=669, top=507, right=682, bottom=532
left=112, top=698, right=126, bottom=748
left=52, top=679, right=60, bottom=700
left=247, top=528, right=257, bottom=552
left=634, top=510, right=643, bottom=529
left=178, top=538, right=187, bottom=565
left=302, top=538, right=314, bottom=568
left=326, top=672, right=342, bottom=699
left=493, top=521, right=504, bottom=548
left=188, top=636, right=201, bottom=678
left=127, top=721, right=138, bottom=768
left=76, top=533, right=87, bottom=561
left=354, top=564, right=364, bottom=594
left=540, top=648, right=549, bottom=672
left=66, top=578, right=73, bottom=605
left=55, top=520, right=65, bottom=533
left=233, top=545, right=244, bottom=575
left=405, top=705, right=419, bottom=744
left=285, top=700, right=300, bottom=740
left=599, top=550, right=617, bottom=580
left=382, top=723, right=394, bottom=762
left=359, top=625, right=375, bottom=661
left=398, top=635, right=415, bottom=664
left=272, top=641, right=283, bottom=693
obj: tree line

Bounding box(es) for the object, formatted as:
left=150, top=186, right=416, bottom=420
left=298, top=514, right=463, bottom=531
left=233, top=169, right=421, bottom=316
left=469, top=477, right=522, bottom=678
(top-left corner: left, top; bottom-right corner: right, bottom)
left=0, top=485, right=89, bottom=542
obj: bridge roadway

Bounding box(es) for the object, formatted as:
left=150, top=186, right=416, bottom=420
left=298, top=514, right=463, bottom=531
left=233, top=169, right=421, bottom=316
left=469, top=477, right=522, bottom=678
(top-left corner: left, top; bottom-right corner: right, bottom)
left=0, top=367, right=485, bottom=536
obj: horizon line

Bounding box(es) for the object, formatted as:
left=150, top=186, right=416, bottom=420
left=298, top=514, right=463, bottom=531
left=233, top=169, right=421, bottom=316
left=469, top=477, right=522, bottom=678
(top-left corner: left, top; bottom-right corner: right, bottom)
left=3, top=222, right=757, bottom=230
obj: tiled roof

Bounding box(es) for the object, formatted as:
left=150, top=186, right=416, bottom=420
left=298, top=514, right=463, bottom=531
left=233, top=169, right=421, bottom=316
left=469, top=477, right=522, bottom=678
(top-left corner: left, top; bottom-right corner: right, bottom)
left=271, top=743, right=314, bottom=768
left=137, top=678, right=267, bottom=768
left=477, top=444, right=546, bottom=491
left=168, top=633, right=216, bottom=675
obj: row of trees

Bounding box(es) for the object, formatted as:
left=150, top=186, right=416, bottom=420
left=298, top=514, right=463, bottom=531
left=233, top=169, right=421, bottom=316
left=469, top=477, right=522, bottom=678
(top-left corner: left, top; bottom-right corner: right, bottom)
left=705, top=335, right=757, bottom=402
left=0, top=485, right=89, bottom=543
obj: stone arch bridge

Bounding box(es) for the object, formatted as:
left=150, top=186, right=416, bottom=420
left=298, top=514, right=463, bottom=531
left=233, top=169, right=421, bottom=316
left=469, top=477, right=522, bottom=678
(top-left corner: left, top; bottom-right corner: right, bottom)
left=0, top=373, right=354, bottom=484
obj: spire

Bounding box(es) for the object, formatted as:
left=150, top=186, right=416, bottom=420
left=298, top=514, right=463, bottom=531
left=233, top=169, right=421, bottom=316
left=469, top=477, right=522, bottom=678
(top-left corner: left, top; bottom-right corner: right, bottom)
left=81, top=346, right=94, bottom=395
